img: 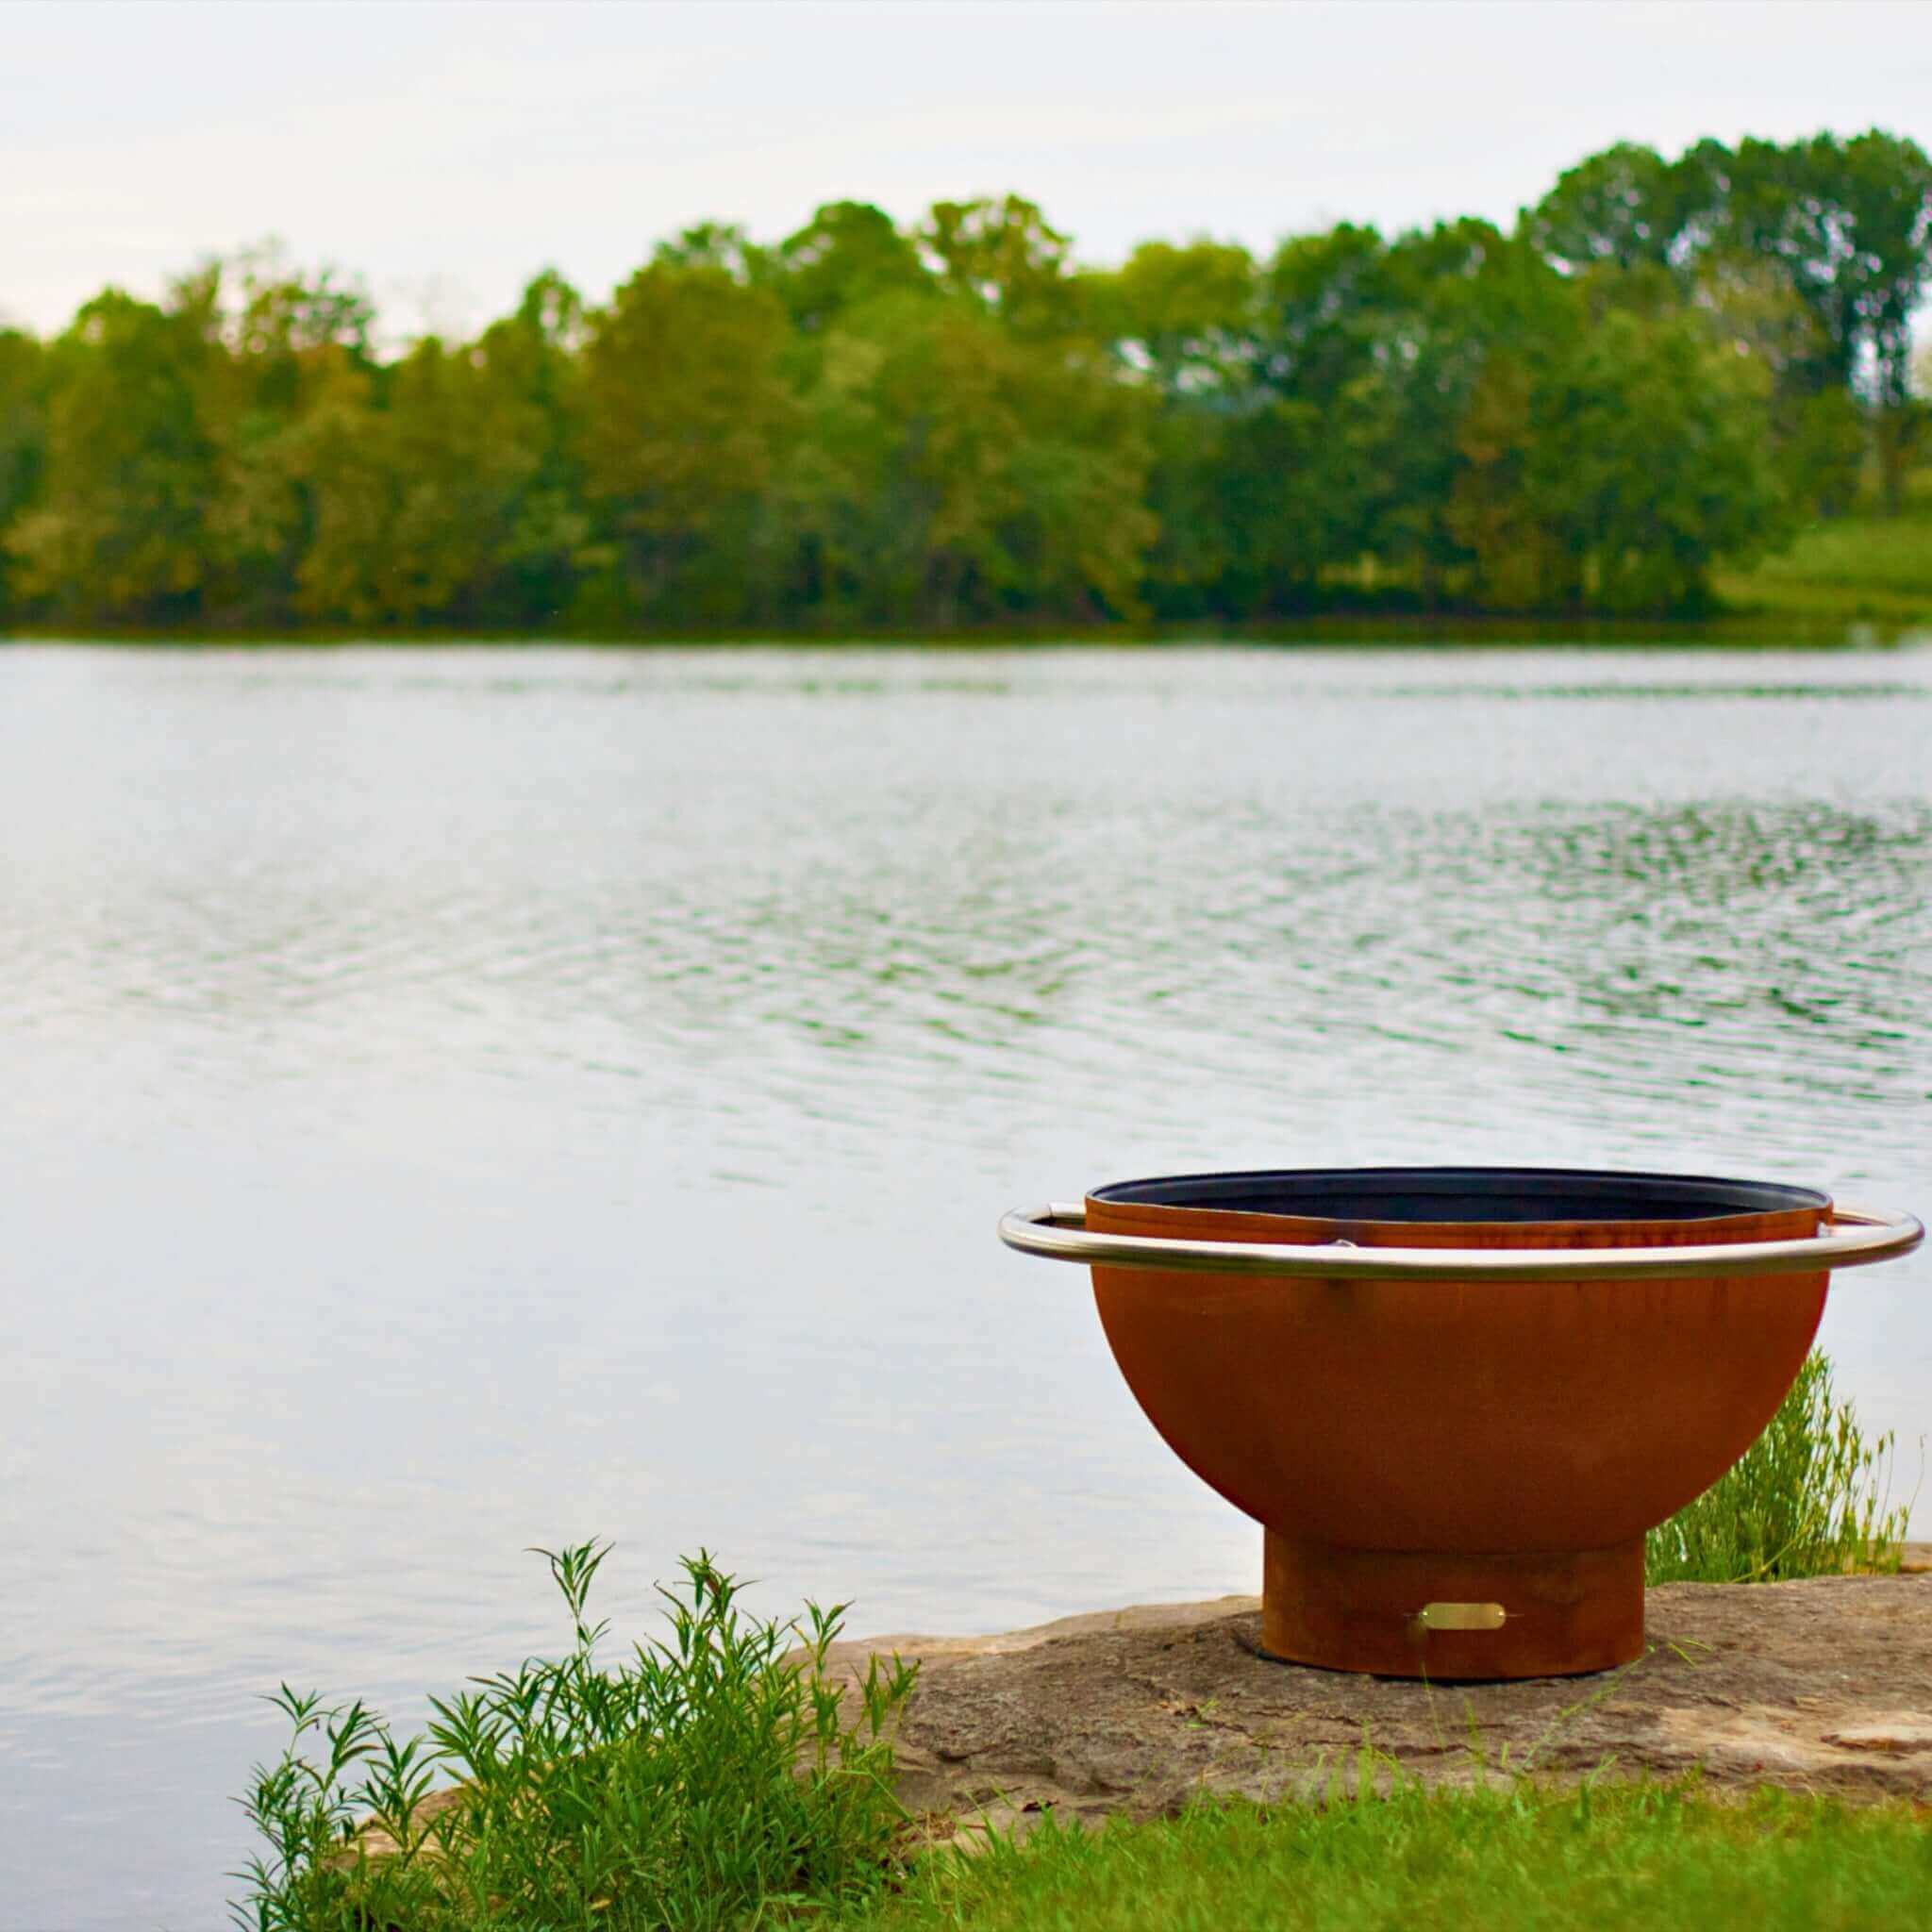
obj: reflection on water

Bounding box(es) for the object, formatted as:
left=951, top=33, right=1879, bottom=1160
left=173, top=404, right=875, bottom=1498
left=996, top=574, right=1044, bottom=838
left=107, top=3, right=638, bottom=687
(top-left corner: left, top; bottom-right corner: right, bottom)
left=0, top=643, right=1927, bottom=1929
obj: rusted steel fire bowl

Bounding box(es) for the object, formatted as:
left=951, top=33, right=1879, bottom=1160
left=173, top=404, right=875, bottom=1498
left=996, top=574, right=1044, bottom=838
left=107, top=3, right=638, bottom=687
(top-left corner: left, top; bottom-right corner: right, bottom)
left=1000, top=1167, right=1922, bottom=1681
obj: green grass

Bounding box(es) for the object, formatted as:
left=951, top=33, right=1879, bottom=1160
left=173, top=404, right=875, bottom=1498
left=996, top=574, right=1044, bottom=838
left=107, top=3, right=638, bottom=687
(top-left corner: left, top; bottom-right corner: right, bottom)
left=848, top=1779, right=1932, bottom=1932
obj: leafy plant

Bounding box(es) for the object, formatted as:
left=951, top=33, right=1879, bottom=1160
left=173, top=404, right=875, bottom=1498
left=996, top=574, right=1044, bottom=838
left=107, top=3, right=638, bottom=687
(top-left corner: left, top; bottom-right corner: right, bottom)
left=232, top=1544, right=917, bottom=1931
left=1646, top=1350, right=1916, bottom=1584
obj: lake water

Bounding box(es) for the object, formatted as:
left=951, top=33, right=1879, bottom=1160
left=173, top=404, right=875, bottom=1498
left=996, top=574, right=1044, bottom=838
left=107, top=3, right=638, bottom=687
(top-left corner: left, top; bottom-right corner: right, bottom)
left=1, top=641, right=1928, bottom=1929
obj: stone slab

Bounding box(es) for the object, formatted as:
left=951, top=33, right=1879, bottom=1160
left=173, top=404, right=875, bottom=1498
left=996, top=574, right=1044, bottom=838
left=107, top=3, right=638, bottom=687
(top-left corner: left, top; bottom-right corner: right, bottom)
left=824, top=1559, right=1932, bottom=1834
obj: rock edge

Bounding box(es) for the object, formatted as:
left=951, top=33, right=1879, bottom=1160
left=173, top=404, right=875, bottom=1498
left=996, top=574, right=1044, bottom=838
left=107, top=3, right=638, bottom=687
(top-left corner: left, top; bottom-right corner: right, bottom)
left=823, top=1553, right=1932, bottom=1835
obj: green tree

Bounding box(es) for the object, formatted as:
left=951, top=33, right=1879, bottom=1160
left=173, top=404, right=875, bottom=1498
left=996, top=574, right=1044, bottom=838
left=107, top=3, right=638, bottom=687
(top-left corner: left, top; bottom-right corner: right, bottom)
left=191, top=250, right=379, bottom=623
left=1210, top=395, right=1359, bottom=612
left=773, top=301, right=909, bottom=624
left=576, top=262, right=794, bottom=623
left=767, top=202, right=933, bottom=336
left=782, top=287, right=1156, bottom=626
left=1724, top=134, right=1932, bottom=405
left=1816, top=130, right=1931, bottom=507
left=1353, top=222, right=1551, bottom=602
left=1447, top=351, right=1561, bottom=610
left=1186, top=224, right=1392, bottom=609
left=275, top=354, right=391, bottom=624
left=0, top=330, right=48, bottom=615
left=293, top=338, right=548, bottom=625
left=1704, top=131, right=1930, bottom=510
left=1527, top=308, right=1784, bottom=611
left=2, top=136, right=1905, bottom=632
left=1534, top=130, right=1932, bottom=515
left=7, top=291, right=222, bottom=621
left=1094, top=239, right=1257, bottom=392
left=652, top=221, right=769, bottom=282
left=1529, top=142, right=1693, bottom=272
left=874, top=301, right=1155, bottom=624
left=469, top=272, right=591, bottom=625
left=1691, top=251, right=1868, bottom=517
left=1235, top=219, right=1587, bottom=611
left=1088, top=240, right=1257, bottom=614
left=919, top=196, right=1081, bottom=337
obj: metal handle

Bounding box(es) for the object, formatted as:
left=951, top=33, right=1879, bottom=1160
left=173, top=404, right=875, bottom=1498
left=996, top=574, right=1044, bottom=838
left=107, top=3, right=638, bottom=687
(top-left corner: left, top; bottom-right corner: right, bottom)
left=998, top=1201, right=1923, bottom=1283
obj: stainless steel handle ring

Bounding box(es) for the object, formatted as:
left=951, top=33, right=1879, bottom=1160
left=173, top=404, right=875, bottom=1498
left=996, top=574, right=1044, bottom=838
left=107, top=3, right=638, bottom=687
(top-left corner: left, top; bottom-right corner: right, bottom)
left=997, top=1202, right=1924, bottom=1284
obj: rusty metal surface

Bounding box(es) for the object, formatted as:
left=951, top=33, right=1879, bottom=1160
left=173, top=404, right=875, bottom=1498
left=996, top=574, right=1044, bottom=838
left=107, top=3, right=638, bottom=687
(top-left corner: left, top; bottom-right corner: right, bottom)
left=1261, top=1533, right=1644, bottom=1679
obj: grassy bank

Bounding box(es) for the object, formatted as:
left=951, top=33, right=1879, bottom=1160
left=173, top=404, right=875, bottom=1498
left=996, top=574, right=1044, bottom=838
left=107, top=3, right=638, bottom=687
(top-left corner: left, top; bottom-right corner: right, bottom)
left=1717, top=470, right=1932, bottom=628
left=852, top=1780, right=1932, bottom=1932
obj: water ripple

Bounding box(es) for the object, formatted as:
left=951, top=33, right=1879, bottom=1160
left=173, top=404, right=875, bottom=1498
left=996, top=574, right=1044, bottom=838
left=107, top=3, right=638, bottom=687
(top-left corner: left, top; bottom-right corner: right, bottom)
left=0, top=642, right=1927, bottom=1929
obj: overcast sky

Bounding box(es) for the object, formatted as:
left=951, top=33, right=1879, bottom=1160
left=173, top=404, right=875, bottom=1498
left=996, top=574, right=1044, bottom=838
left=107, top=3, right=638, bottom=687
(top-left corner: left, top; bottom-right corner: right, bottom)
left=7, top=0, right=1931, bottom=338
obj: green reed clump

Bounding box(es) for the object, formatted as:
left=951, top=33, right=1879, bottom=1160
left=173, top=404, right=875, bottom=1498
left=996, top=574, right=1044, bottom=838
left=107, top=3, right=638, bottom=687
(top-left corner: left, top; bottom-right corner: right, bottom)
left=1646, top=1351, right=1915, bottom=1585
left=232, top=1543, right=917, bottom=1932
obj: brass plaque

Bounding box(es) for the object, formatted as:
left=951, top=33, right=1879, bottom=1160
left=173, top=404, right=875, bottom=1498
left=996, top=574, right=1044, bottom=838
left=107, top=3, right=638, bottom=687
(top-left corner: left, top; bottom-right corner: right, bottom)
left=1413, top=1601, right=1507, bottom=1632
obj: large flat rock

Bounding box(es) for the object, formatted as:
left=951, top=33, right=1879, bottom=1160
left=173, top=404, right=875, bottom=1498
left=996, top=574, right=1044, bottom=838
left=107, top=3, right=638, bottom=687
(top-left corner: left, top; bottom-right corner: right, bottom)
left=827, top=1555, right=1932, bottom=1832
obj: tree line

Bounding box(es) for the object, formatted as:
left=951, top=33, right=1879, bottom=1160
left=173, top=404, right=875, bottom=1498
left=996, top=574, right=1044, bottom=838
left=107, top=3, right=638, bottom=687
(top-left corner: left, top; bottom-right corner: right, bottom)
left=0, top=129, right=1926, bottom=632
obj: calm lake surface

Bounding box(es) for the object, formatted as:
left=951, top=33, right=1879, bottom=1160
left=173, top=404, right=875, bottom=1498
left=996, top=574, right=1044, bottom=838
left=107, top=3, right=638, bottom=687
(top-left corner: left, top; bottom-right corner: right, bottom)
left=2, top=641, right=1929, bottom=1928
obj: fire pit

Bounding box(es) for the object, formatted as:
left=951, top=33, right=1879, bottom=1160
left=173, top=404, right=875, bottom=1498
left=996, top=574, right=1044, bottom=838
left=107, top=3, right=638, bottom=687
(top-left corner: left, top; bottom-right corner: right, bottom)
left=1000, top=1167, right=1922, bottom=1679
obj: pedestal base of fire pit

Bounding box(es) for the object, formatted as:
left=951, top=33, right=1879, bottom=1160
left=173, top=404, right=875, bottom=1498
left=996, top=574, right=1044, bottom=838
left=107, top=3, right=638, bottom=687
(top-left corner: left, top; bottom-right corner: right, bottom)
left=1260, top=1531, right=1645, bottom=1679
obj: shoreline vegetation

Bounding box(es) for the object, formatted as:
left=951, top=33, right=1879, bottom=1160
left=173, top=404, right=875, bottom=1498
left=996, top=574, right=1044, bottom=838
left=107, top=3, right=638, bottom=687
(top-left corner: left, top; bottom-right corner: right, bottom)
left=7, top=131, right=1931, bottom=642
left=234, top=1352, right=1917, bottom=1928
left=12, top=497, right=1932, bottom=652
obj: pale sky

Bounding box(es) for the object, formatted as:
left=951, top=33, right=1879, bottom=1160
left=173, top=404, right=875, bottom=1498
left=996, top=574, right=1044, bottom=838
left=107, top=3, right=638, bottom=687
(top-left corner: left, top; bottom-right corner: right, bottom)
left=7, top=0, right=1932, bottom=339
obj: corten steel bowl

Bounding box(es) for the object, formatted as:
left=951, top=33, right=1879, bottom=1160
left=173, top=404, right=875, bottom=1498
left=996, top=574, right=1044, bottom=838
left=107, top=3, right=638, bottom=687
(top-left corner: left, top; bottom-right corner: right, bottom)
left=1000, top=1167, right=1923, bottom=1680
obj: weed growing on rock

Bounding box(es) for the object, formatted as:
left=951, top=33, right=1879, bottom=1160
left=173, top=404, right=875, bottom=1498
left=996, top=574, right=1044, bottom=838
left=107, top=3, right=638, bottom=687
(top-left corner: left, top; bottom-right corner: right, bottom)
left=231, top=1543, right=916, bottom=1931
left=1647, top=1351, right=1915, bottom=1584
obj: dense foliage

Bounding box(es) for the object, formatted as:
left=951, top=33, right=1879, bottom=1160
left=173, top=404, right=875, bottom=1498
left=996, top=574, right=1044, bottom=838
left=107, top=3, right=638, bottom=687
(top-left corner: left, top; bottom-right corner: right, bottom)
left=7, top=129, right=1928, bottom=630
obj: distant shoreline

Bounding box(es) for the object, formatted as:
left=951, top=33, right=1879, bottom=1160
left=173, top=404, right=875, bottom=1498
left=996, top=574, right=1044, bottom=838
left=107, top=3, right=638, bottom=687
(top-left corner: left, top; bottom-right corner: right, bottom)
left=3, top=610, right=1926, bottom=650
